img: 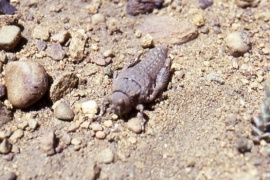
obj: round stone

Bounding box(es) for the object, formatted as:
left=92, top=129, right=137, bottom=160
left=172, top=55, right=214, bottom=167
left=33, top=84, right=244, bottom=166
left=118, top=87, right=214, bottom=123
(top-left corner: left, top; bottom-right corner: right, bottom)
left=92, top=13, right=106, bottom=24
left=95, top=131, right=106, bottom=139
left=5, top=60, right=48, bottom=109
left=140, top=34, right=154, bottom=48
left=127, top=118, right=142, bottom=134
left=53, top=101, right=74, bottom=121
left=225, top=31, right=251, bottom=57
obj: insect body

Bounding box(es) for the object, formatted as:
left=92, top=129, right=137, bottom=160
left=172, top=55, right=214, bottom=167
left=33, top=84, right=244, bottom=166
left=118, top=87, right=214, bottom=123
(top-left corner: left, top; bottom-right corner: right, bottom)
left=101, top=45, right=171, bottom=129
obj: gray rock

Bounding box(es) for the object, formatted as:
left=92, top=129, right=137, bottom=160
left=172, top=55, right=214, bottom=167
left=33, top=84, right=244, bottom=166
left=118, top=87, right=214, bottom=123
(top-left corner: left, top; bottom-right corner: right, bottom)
left=237, top=136, right=252, bottom=153
left=51, top=31, right=70, bottom=44
left=225, top=31, right=251, bottom=57
left=96, top=148, right=114, bottom=164
left=0, top=139, right=12, bottom=154
left=36, top=40, right=46, bottom=51
left=0, top=172, right=17, bottom=180
left=0, top=102, right=13, bottom=128
left=49, top=72, right=79, bottom=102
left=40, top=131, right=56, bottom=156
left=5, top=60, right=49, bottom=109
left=206, top=72, right=224, bottom=84
left=46, top=43, right=65, bottom=60
left=32, top=26, right=50, bottom=40
left=53, top=101, right=74, bottom=121
left=0, top=25, right=21, bottom=50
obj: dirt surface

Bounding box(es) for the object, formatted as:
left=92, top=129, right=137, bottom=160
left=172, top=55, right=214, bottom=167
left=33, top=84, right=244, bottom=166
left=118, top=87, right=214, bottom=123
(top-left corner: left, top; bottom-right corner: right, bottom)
left=1, top=0, right=270, bottom=179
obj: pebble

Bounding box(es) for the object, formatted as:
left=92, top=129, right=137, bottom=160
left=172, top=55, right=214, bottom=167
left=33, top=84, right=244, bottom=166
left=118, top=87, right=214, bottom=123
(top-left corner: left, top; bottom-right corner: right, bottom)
left=225, top=31, right=251, bottom=57
left=80, top=121, right=90, bottom=129
left=103, top=49, right=114, bottom=58
left=127, top=118, right=142, bottom=134
left=81, top=100, right=98, bottom=116
left=95, top=131, right=106, bottom=139
left=0, top=139, right=12, bottom=154
left=206, top=72, right=224, bottom=84
left=51, top=31, right=70, bottom=44
left=32, top=26, right=50, bottom=40
left=90, top=123, right=103, bottom=131
left=135, top=29, right=142, bottom=38
left=67, top=121, right=82, bottom=132
left=91, top=56, right=112, bottom=66
left=0, top=25, right=21, bottom=50
left=92, top=13, right=106, bottom=24
left=192, top=14, right=205, bottom=27
left=9, top=129, right=24, bottom=142
left=235, top=0, right=259, bottom=8
left=69, top=30, right=87, bottom=61
left=104, top=120, right=113, bottom=127
left=46, top=43, right=66, bottom=60
left=49, top=72, right=79, bottom=102
left=237, top=136, right=252, bottom=153
left=40, top=131, right=56, bottom=156
left=198, top=0, right=213, bottom=9
left=137, top=16, right=198, bottom=45
left=5, top=60, right=49, bottom=109
left=53, top=101, right=74, bottom=121
left=0, top=172, right=17, bottom=180
left=71, top=138, right=81, bottom=145
left=96, top=148, right=114, bottom=164
left=140, top=34, right=154, bottom=48
left=36, top=40, right=47, bottom=51
left=0, top=102, right=12, bottom=128
left=28, top=119, right=38, bottom=131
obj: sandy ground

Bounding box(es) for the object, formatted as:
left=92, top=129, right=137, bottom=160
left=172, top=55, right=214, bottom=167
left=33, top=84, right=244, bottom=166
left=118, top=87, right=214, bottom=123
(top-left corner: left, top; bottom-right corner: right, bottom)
left=1, top=0, right=270, bottom=179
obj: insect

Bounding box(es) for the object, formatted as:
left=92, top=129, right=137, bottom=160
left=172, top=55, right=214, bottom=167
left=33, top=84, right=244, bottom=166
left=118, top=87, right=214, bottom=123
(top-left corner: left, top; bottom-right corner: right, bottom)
left=100, top=45, right=171, bottom=130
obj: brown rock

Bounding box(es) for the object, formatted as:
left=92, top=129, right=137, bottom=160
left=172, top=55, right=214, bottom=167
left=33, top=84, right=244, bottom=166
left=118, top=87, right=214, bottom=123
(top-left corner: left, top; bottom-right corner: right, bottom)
left=5, top=61, right=49, bottom=109
left=137, top=16, right=198, bottom=45
left=40, top=131, right=56, bottom=156
left=69, top=30, right=87, bottom=61
left=49, top=72, right=79, bottom=102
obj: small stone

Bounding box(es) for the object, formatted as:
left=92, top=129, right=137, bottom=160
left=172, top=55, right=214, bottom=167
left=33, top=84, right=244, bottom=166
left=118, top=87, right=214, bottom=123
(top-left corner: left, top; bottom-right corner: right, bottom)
left=92, top=13, right=106, bottom=24
left=28, top=119, right=38, bottom=131
left=9, top=130, right=24, bottom=142
left=140, top=34, right=154, bottom=48
left=71, top=138, right=81, bottom=145
left=36, top=40, right=46, bottom=51
left=82, top=159, right=101, bottom=180
left=237, top=136, right=252, bottom=153
left=198, top=0, right=213, bottom=9
left=53, top=101, right=74, bottom=121
left=51, top=31, right=70, bottom=44
left=0, top=102, right=13, bottom=128
left=32, top=26, right=50, bottom=40
left=0, top=139, right=12, bottom=154
left=79, top=121, right=89, bottom=129
left=91, top=56, right=112, bottom=66
left=206, top=72, right=224, bottom=84
left=104, top=120, right=113, bottom=128
left=128, top=137, right=137, bottom=144
left=49, top=72, right=79, bottom=102
left=225, top=31, right=251, bottom=57
left=90, top=123, right=103, bottom=131
left=46, top=43, right=66, bottom=60
left=0, top=25, right=21, bottom=50
left=127, top=118, right=142, bottom=134
left=0, top=51, right=7, bottom=63
left=103, top=49, right=114, bottom=58
left=0, top=172, right=17, bottom=180
left=69, top=30, right=87, bottom=61
left=235, top=0, right=259, bottom=8
left=111, top=114, right=118, bottom=120
left=192, top=14, right=205, bottom=27
left=96, top=148, right=114, bottom=164
left=81, top=100, right=98, bottom=115
left=96, top=131, right=106, bottom=139
left=40, top=131, right=56, bottom=156
left=5, top=61, right=49, bottom=109
left=135, top=29, right=142, bottom=38
left=67, top=121, right=81, bottom=132
left=62, top=133, right=71, bottom=145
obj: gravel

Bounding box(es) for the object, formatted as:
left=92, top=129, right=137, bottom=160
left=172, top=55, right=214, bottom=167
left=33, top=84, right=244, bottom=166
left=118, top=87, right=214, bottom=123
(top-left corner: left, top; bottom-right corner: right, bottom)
left=5, top=61, right=49, bottom=109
